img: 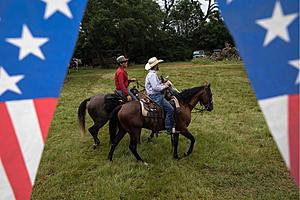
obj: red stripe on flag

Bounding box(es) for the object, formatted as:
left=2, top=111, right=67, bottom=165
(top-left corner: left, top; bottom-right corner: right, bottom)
left=33, top=98, right=58, bottom=142
left=0, top=103, right=32, bottom=200
left=288, top=94, right=299, bottom=187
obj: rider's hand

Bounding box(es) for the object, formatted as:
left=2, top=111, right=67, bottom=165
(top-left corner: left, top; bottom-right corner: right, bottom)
left=127, top=95, right=132, bottom=102
left=164, top=81, right=170, bottom=88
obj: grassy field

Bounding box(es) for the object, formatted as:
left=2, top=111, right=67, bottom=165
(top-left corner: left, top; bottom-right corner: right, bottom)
left=31, top=61, right=299, bottom=200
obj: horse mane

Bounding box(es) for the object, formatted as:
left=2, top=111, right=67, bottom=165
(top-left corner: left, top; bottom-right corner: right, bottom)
left=175, top=86, right=205, bottom=104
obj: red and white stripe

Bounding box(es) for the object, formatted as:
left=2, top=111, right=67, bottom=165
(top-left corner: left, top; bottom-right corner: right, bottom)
left=0, top=98, right=57, bottom=200
left=0, top=160, right=15, bottom=200
left=259, top=94, right=299, bottom=187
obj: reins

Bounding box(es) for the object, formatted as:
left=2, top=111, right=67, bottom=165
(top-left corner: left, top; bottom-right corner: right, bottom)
left=191, top=105, right=206, bottom=123
left=192, top=106, right=206, bottom=113
left=135, top=80, right=145, bottom=89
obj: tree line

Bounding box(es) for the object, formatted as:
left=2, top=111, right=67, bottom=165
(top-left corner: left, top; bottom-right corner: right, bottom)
left=74, top=0, right=234, bottom=66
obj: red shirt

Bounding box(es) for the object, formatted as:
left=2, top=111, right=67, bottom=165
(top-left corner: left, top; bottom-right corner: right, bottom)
left=114, top=66, right=129, bottom=96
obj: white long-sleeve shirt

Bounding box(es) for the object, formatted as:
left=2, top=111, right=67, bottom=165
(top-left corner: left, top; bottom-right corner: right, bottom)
left=145, top=70, right=167, bottom=95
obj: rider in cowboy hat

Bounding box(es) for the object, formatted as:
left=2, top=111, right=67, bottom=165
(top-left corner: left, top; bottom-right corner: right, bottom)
left=114, top=55, right=137, bottom=101
left=145, top=57, right=175, bottom=134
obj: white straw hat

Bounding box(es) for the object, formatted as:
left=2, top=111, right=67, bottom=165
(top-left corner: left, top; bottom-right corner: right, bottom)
left=145, top=57, right=164, bottom=70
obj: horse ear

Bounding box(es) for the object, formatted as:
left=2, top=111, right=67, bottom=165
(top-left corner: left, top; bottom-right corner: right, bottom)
left=203, top=82, right=210, bottom=88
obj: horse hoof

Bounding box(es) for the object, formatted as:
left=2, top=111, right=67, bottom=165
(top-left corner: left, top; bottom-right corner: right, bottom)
left=184, top=152, right=191, bottom=157
left=107, top=155, right=113, bottom=161
left=93, top=144, right=98, bottom=149
left=173, top=156, right=180, bottom=160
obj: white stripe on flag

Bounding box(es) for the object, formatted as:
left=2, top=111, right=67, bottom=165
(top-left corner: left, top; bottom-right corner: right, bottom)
left=6, top=100, right=45, bottom=185
left=0, top=159, right=15, bottom=200
left=259, top=95, right=289, bottom=168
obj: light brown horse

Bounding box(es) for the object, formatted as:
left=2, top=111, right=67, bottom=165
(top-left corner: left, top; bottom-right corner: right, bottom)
left=108, top=83, right=213, bottom=162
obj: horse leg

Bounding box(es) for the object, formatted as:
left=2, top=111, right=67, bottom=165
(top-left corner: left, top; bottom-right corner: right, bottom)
left=108, top=128, right=127, bottom=161
left=88, top=119, right=107, bottom=149
left=170, top=133, right=174, bottom=150
left=128, top=129, right=144, bottom=162
left=173, top=133, right=180, bottom=160
left=88, top=123, right=101, bottom=149
left=181, top=131, right=195, bottom=156
left=109, top=119, right=118, bottom=144
left=147, top=131, right=155, bottom=143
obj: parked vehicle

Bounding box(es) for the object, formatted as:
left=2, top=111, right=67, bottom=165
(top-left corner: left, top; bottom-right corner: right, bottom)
left=192, top=50, right=205, bottom=58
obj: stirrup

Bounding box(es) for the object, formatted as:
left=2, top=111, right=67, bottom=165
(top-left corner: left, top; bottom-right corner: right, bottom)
left=171, top=128, right=180, bottom=134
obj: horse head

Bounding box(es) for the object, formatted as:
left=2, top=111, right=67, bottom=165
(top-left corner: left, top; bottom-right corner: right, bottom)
left=199, top=83, right=213, bottom=111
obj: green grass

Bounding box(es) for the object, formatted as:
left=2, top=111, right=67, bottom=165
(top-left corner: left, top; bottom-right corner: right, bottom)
left=31, top=61, right=299, bottom=200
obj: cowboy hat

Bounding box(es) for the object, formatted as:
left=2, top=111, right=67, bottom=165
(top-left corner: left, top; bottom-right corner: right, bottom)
left=116, top=55, right=129, bottom=63
left=145, top=57, right=164, bottom=70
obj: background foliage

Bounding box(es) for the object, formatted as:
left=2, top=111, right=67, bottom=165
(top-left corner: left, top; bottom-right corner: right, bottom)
left=74, top=0, right=234, bottom=65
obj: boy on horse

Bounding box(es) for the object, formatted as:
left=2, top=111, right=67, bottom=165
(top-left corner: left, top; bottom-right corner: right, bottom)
left=114, top=55, right=137, bottom=101
left=144, top=57, right=175, bottom=135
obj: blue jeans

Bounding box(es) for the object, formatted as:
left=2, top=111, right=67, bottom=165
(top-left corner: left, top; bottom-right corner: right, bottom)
left=116, top=89, right=138, bottom=101
left=149, top=93, right=174, bottom=131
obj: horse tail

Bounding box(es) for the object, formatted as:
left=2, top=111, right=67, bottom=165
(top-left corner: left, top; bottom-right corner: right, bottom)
left=78, top=97, right=91, bottom=138
left=108, top=105, right=122, bottom=144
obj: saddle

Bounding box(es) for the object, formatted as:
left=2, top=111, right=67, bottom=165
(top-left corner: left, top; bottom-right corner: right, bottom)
left=104, top=93, right=126, bottom=113
left=139, top=97, right=164, bottom=132
left=139, top=96, right=180, bottom=132
left=140, top=98, right=164, bottom=119
left=140, top=96, right=180, bottom=118
left=105, top=93, right=126, bottom=102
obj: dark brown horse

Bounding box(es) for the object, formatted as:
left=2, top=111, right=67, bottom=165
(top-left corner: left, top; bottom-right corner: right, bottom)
left=78, top=93, right=122, bottom=148
left=77, top=86, right=144, bottom=149
left=108, top=83, right=213, bottom=162
left=77, top=78, right=177, bottom=149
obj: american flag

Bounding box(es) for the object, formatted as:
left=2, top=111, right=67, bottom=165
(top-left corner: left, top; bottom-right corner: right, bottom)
left=219, top=0, right=299, bottom=187
left=0, top=1, right=87, bottom=199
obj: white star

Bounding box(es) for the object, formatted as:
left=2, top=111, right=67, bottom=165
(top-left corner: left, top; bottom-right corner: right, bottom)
left=256, top=1, right=298, bottom=46
left=6, top=25, right=49, bottom=60
left=227, top=0, right=233, bottom=4
left=0, top=67, right=24, bottom=96
left=289, top=59, right=300, bottom=84
left=41, top=0, right=73, bottom=19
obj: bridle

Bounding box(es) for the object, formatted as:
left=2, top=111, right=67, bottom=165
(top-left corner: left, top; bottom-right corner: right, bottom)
left=190, top=97, right=212, bottom=123
left=192, top=105, right=206, bottom=113
left=191, top=88, right=213, bottom=113
left=192, top=100, right=211, bottom=113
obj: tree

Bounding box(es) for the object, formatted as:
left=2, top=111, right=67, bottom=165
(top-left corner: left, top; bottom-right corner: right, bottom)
left=74, top=0, right=234, bottom=65
left=169, top=0, right=205, bottom=37
left=161, top=0, right=175, bottom=30
left=76, top=0, right=164, bottom=65
left=191, top=10, right=234, bottom=52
